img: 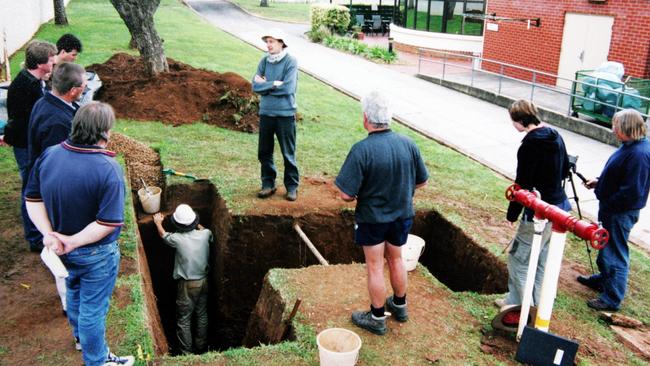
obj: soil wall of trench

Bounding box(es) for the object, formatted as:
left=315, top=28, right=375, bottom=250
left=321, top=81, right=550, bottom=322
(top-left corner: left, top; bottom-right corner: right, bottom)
left=134, top=180, right=507, bottom=354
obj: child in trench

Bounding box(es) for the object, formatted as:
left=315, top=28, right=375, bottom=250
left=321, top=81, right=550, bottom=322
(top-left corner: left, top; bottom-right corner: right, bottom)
left=153, top=204, right=213, bottom=354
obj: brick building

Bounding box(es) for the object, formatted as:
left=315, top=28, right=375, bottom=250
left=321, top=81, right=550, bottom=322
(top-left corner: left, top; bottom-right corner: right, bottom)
left=482, top=0, right=650, bottom=86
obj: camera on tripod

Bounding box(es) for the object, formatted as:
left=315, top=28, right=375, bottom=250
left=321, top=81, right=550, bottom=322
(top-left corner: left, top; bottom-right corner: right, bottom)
left=566, top=154, right=587, bottom=184
left=568, top=155, right=578, bottom=177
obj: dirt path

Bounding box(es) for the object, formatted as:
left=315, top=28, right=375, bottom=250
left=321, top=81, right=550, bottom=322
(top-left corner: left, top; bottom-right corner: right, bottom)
left=0, top=253, right=79, bottom=366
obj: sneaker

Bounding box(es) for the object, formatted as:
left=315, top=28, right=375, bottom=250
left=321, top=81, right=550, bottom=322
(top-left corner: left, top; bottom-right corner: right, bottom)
left=351, top=310, right=387, bottom=335
left=586, top=298, right=618, bottom=312
left=257, top=187, right=276, bottom=198
left=577, top=275, right=604, bottom=292
left=74, top=337, right=81, bottom=352
left=386, top=296, right=408, bottom=322
left=285, top=189, right=297, bottom=201
left=103, top=352, right=135, bottom=366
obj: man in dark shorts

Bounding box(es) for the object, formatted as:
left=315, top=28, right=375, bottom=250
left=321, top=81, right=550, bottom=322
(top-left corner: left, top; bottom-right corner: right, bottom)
left=335, top=90, right=428, bottom=335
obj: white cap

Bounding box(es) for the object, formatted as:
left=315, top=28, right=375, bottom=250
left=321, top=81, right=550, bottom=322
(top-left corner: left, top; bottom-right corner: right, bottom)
left=261, top=28, right=288, bottom=47
left=173, top=204, right=196, bottom=226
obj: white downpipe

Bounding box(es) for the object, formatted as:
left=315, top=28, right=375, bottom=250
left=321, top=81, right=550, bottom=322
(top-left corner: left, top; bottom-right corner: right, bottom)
left=534, top=231, right=567, bottom=332
left=516, top=218, right=547, bottom=341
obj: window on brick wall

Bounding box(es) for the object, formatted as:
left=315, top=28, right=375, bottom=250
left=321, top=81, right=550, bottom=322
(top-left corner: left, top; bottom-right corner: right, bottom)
left=395, top=0, right=485, bottom=36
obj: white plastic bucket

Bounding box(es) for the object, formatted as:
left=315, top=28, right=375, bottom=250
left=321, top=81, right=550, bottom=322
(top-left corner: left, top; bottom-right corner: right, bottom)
left=138, top=186, right=162, bottom=214
left=316, top=328, right=362, bottom=366
left=402, top=234, right=426, bottom=272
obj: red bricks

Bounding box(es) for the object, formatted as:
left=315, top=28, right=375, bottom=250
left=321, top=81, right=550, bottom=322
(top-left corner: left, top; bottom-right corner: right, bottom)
left=483, top=0, right=650, bottom=84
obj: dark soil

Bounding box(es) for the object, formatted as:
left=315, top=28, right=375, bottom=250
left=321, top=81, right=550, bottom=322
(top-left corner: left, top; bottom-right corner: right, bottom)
left=89, top=53, right=259, bottom=133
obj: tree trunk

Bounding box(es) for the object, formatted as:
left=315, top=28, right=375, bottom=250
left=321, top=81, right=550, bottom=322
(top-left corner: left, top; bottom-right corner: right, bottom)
left=129, top=36, right=138, bottom=50
left=260, top=0, right=268, bottom=7
left=110, top=0, right=168, bottom=77
left=53, top=0, right=68, bottom=26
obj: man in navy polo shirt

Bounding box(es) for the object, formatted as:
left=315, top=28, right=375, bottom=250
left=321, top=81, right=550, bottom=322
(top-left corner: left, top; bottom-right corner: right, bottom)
left=25, top=102, right=134, bottom=366
left=335, top=90, right=429, bottom=335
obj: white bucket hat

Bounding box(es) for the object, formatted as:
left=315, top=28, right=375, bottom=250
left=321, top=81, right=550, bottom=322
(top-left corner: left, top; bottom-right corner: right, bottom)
left=173, top=204, right=197, bottom=226
left=261, top=28, right=288, bottom=48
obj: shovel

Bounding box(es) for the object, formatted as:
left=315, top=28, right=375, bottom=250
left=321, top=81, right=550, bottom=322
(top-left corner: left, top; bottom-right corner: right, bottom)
left=162, top=168, right=198, bottom=181
left=140, top=178, right=153, bottom=195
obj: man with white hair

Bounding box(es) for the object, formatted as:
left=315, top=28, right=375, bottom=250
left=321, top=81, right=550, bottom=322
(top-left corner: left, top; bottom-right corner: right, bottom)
left=335, top=91, right=429, bottom=335
left=579, top=109, right=650, bottom=311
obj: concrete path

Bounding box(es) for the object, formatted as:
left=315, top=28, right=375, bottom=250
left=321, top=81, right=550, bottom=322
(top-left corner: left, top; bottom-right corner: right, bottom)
left=186, top=0, right=650, bottom=250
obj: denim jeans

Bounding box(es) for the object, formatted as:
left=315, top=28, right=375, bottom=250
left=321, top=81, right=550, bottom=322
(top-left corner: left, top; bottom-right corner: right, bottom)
left=14, top=147, right=42, bottom=250
left=176, top=278, right=208, bottom=354
left=587, top=209, right=640, bottom=309
left=63, top=241, right=120, bottom=366
left=258, top=115, right=299, bottom=191
left=505, top=199, right=571, bottom=306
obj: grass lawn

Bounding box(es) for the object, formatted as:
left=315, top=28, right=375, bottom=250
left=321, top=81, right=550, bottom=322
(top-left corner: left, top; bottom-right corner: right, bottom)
left=3, top=0, right=650, bottom=364
left=227, top=0, right=311, bottom=23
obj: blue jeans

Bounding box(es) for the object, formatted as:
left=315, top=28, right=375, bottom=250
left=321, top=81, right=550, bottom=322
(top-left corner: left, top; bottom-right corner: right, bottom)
left=258, top=115, right=299, bottom=191
left=14, top=147, right=42, bottom=250
left=63, top=242, right=120, bottom=366
left=587, top=209, right=639, bottom=309
left=505, top=199, right=571, bottom=306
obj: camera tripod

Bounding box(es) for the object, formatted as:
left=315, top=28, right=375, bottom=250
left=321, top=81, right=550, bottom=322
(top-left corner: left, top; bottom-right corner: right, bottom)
left=564, top=155, right=596, bottom=274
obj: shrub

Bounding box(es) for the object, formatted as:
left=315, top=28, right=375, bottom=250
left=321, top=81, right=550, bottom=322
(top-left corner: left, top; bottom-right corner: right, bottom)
left=368, top=46, right=397, bottom=63
left=321, top=35, right=397, bottom=64
left=310, top=4, right=350, bottom=35
left=308, top=24, right=332, bottom=43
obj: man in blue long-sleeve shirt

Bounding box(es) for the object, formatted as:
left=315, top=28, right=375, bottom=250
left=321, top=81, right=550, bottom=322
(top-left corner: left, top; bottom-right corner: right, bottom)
left=578, top=109, right=650, bottom=311
left=251, top=29, right=299, bottom=201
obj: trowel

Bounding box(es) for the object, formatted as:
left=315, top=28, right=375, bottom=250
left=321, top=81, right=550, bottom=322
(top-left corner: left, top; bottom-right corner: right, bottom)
left=162, top=168, right=198, bottom=181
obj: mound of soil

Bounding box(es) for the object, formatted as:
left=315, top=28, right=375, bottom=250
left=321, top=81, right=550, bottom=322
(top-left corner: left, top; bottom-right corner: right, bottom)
left=107, top=132, right=164, bottom=191
left=88, top=53, right=259, bottom=133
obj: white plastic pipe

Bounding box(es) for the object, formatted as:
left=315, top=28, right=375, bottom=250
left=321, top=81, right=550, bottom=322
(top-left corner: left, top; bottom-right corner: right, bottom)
left=516, top=218, right=547, bottom=341
left=534, top=231, right=567, bottom=332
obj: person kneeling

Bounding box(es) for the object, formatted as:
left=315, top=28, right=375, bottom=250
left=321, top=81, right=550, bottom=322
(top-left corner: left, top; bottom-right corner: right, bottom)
left=153, top=204, right=212, bottom=354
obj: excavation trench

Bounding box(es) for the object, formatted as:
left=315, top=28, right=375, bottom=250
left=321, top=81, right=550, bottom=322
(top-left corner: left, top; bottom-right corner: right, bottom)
left=134, top=182, right=507, bottom=354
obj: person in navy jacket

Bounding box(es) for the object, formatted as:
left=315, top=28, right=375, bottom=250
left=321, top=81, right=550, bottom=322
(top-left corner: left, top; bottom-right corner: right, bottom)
left=27, top=62, right=86, bottom=315
left=28, top=62, right=86, bottom=169
left=578, top=109, right=650, bottom=311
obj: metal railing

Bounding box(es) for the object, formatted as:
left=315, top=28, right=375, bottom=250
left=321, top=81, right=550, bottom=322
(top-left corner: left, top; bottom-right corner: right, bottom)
left=417, top=49, right=650, bottom=121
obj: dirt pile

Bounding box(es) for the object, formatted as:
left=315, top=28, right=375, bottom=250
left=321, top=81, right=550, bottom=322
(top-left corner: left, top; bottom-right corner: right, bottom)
left=88, top=53, right=259, bottom=133
left=108, top=132, right=163, bottom=191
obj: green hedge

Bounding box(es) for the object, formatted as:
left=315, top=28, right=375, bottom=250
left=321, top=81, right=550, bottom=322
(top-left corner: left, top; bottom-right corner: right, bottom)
left=310, top=4, right=350, bottom=35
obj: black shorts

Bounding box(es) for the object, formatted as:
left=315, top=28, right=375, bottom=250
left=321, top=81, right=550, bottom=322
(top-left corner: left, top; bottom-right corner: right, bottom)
left=354, top=218, right=413, bottom=246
